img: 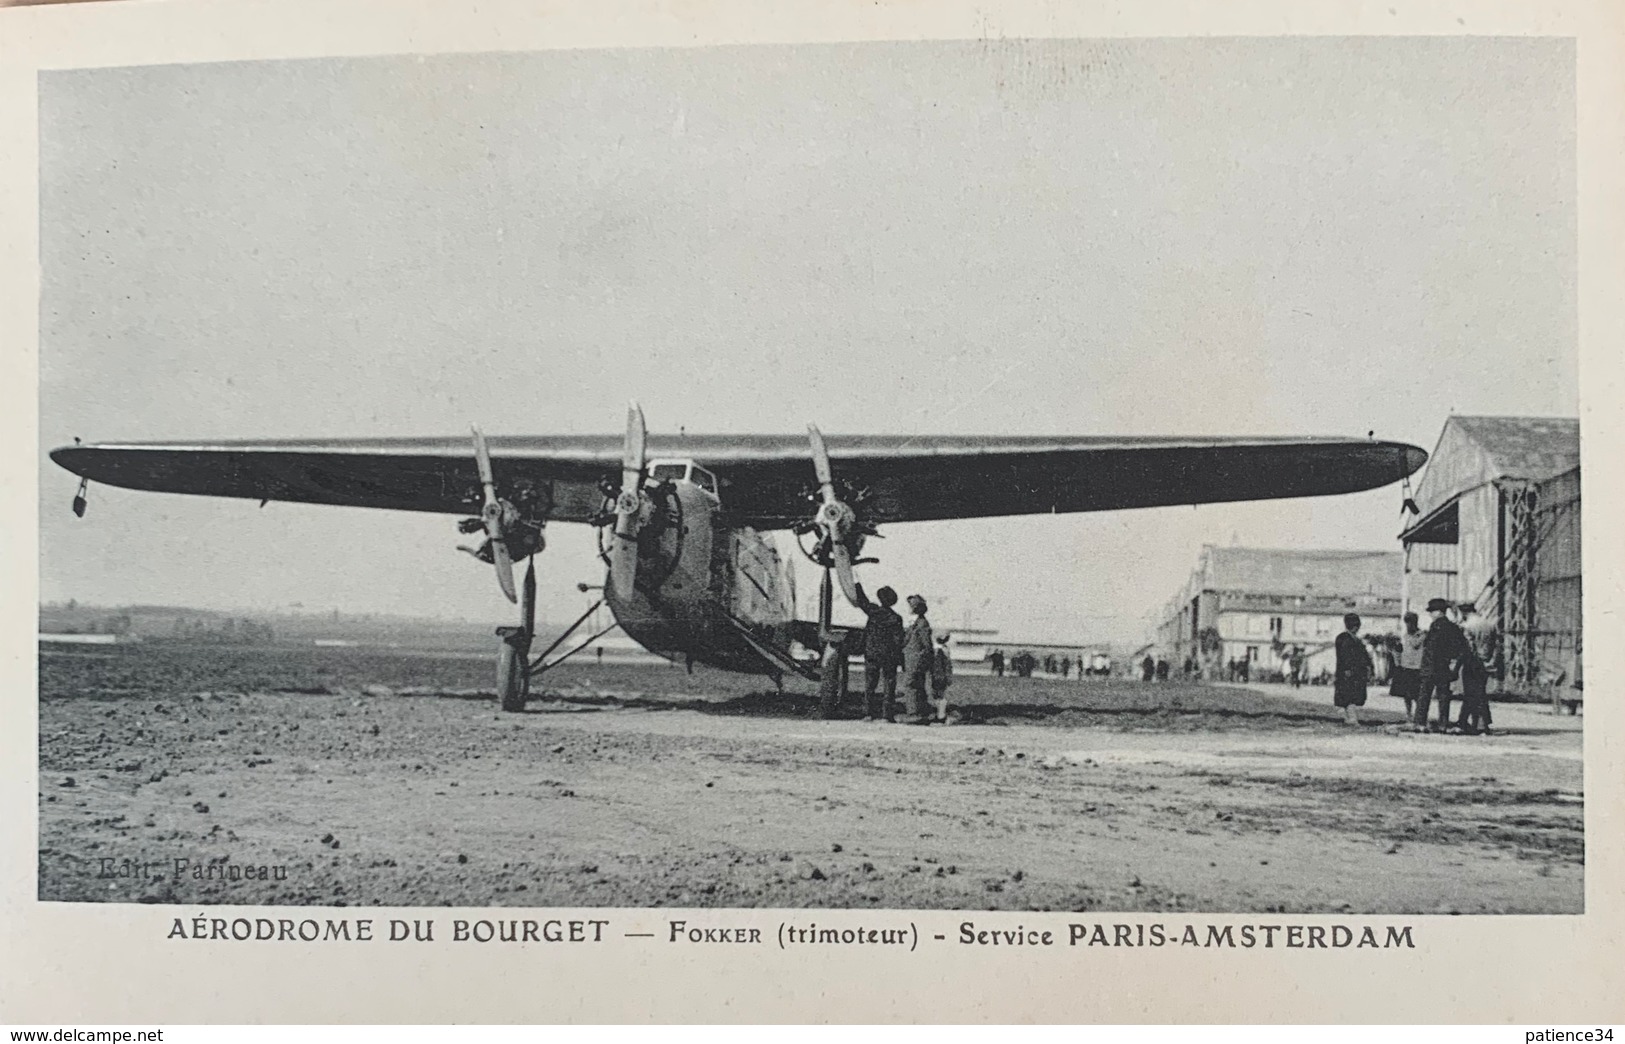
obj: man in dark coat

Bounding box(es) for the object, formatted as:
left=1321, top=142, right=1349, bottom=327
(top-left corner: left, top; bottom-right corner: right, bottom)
left=853, top=583, right=905, bottom=722
left=1416, top=597, right=1467, bottom=731
left=1334, top=613, right=1374, bottom=725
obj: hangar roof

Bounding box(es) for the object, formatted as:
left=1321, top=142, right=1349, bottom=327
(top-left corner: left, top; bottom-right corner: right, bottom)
left=1402, top=416, right=1579, bottom=543
left=1444, top=416, right=1580, bottom=483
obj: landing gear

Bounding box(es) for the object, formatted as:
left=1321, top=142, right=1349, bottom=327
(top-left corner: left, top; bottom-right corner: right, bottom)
left=467, top=418, right=626, bottom=712
left=493, top=557, right=539, bottom=713
left=496, top=627, right=530, bottom=713
left=492, top=574, right=620, bottom=712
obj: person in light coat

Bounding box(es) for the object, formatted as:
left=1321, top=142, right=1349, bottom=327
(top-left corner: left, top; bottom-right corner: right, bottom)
left=1390, top=611, right=1426, bottom=721
left=901, top=595, right=934, bottom=724
left=1456, top=602, right=1503, bottom=735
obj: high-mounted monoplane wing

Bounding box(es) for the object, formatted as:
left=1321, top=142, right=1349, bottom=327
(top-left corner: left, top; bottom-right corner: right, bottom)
left=49, top=433, right=1426, bottom=527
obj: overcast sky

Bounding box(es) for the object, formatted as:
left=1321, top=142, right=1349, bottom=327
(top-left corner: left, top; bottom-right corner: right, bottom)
left=37, top=38, right=1576, bottom=645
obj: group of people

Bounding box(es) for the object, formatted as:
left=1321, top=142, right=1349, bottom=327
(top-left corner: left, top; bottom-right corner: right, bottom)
left=852, top=582, right=953, bottom=725
left=1387, top=598, right=1503, bottom=735
left=1334, top=598, right=1503, bottom=734
left=988, top=650, right=1089, bottom=679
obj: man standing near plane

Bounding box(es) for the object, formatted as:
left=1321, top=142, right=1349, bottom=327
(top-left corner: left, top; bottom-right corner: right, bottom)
left=902, top=594, right=935, bottom=724
left=853, top=583, right=905, bottom=722
left=1416, top=597, right=1467, bottom=732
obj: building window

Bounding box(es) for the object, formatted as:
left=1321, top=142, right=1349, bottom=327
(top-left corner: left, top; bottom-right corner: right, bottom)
left=1269, top=616, right=1283, bottom=637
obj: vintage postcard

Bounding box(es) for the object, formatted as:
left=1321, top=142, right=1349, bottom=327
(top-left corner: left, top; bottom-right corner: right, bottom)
left=2, top=0, right=1622, bottom=1025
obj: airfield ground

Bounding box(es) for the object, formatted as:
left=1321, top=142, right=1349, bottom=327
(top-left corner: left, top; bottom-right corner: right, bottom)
left=38, top=644, right=1583, bottom=912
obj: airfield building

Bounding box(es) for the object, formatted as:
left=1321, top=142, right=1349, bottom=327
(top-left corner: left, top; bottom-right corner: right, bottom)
left=1153, top=547, right=1403, bottom=682
left=1399, top=415, right=1581, bottom=701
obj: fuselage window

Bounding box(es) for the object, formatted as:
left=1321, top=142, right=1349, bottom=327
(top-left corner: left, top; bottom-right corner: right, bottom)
left=691, top=466, right=718, bottom=498
left=649, top=462, right=688, bottom=484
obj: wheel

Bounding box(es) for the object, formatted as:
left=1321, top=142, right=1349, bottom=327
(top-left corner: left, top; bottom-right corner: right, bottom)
left=818, top=641, right=846, bottom=719
left=496, top=638, right=528, bottom=712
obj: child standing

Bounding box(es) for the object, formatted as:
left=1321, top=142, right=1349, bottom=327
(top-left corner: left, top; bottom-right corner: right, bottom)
left=930, top=633, right=954, bottom=723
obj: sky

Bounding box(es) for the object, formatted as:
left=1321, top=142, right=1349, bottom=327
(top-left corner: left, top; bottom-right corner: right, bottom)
left=37, top=37, right=1576, bottom=645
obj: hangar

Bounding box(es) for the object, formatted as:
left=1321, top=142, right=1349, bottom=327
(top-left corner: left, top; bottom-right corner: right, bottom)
left=1399, top=415, right=1581, bottom=702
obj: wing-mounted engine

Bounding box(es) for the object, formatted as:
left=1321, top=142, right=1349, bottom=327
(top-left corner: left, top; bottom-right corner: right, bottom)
left=457, top=425, right=552, bottom=713
left=795, top=424, right=881, bottom=608
left=458, top=426, right=547, bottom=602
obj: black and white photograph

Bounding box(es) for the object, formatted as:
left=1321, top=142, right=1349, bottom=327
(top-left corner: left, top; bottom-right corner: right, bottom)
left=34, top=34, right=1584, bottom=923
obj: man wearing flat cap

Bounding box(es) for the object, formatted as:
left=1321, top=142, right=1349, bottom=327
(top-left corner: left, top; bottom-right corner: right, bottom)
left=1416, top=597, right=1468, bottom=731
left=902, top=594, right=935, bottom=724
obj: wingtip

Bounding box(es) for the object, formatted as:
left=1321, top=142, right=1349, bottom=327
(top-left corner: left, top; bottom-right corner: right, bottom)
left=49, top=445, right=82, bottom=471
left=1404, top=445, right=1429, bottom=476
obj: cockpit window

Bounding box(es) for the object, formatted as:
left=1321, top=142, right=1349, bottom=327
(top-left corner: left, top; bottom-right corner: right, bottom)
left=646, top=460, right=720, bottom=500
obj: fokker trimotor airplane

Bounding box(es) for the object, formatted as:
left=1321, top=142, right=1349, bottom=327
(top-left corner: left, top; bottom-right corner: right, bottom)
left=51, top=407, right=1427, bottom=715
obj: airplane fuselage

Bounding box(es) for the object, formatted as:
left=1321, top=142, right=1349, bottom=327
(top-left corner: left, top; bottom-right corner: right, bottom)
left=602, top=463, right=800, bottom=675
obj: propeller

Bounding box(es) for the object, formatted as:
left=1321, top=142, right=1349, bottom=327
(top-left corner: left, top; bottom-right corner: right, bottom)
left=807, top=424, right=862, bottom=607
left=607, top=401, right=648, bottom=603
left=471, top=425, right=518, bottom=604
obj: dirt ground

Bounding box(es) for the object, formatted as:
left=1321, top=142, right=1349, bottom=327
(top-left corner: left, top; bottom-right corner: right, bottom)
left=37, top=644, right=1584, bottom=912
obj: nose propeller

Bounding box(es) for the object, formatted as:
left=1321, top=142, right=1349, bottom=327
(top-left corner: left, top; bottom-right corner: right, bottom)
left=607, top=401, right=648, bottom=603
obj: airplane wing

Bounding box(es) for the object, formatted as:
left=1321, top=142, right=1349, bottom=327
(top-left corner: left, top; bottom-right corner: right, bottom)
left=50, top=437, right=618, bottom=523
left=49, top=433, right=1426, bottom=526
left=715, top=434, right=1428, bottom=527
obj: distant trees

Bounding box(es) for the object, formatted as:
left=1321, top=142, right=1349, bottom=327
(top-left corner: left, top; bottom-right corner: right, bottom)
left=42, top=603, right=275, bottom=643
left=158, top=615, right=276, bottom=644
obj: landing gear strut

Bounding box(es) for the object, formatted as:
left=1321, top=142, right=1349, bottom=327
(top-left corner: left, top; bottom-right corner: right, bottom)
left=495, top=559, right=538, bottom=712
left=815, top=563, right=851, bottom=720
left=472, top=410, right=635, bottom=713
